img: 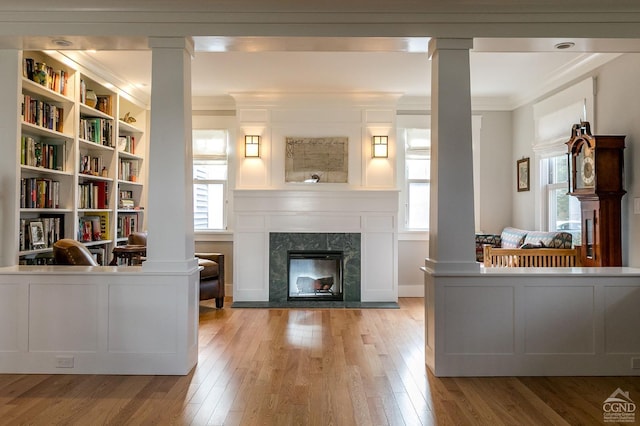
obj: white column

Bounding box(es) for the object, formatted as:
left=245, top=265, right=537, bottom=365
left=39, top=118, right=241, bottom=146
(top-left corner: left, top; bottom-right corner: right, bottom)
left=143, top=37, right=198, bottom=272
left=0, top=49, right=21, bottom=267
left=425, top=38, right=479, bottom=273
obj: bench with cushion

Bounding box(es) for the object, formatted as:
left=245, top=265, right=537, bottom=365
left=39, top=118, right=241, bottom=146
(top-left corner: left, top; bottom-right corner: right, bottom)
left=477, top=227, right=580, bottom=267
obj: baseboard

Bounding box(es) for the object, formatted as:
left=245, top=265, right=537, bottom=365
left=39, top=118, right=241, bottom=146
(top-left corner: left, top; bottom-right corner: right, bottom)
left=398, top=284, right=424, bottom=297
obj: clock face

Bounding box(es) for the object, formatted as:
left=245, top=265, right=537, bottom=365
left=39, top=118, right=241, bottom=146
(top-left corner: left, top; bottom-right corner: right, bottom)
left=575, top=144, right=595, bottom=190
left=581, top=155, right=595, bottom=187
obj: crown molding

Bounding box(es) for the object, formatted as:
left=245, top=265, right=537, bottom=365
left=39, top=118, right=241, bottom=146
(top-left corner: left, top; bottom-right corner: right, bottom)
left=230, top=92, right=403, bottom=108
left=53, top=50, right=150, bottom=108
left=509, top=52, right=621, bottom=109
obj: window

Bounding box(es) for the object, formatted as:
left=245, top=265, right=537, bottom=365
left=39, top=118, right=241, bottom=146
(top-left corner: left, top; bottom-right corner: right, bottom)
left=541, top=154, right=581, bottom=244
left=405, top=128, right=431, bottom=230
left=193, top=129, right=227, bottom=230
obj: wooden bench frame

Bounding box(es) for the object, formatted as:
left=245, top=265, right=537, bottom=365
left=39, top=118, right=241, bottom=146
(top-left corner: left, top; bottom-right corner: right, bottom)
left=483, top=245, right=581, bottom=267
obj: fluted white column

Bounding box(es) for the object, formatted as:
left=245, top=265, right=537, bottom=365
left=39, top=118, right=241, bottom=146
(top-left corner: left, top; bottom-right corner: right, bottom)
left=143, top=37, right=198, bottom=272
left=425, top=38, right=479, bottom=273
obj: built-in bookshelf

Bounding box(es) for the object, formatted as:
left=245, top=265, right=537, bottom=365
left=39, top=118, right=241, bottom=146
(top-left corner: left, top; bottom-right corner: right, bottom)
left=19, top=52, right=76, bottom=261
left=17, top=50, right=148, bottom=264
left=115, top=97, right=146, bottom=243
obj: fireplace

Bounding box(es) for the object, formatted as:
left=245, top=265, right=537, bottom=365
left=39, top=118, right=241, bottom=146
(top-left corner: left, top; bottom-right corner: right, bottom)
left=268, top=232, right=361, bottom=305
left=288, top=251, right=343, bottom=301
left=233, top=189, right=398, bottom=305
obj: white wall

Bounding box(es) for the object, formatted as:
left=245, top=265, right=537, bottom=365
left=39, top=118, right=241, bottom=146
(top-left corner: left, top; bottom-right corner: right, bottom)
left=398, top=238, right=428, bottom=296
left=477, top=110, right=513, bottom=234
left=511, top=103, right=537, bottom=231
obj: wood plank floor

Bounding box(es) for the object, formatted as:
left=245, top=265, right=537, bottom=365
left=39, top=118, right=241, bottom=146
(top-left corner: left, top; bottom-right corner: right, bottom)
left=1, top=298, right=639, bottom=425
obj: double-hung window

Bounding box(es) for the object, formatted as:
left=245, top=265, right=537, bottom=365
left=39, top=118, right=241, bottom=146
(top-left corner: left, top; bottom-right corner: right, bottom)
left=192, top=129, right=228, bottom=231
left=541, top=154, right=581, bottom=244
left=405, top=128, right=431, bottom=230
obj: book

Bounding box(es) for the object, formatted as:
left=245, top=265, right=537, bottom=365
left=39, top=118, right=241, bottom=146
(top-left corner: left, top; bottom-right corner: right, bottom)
left=79, top=217, right=93, bottom=242
left=90, top=216, right=102, bottom=240
left=93, top=212, right=110, bottom=240
left=40, top=213, right=64, bottom=246
left=78, top=215, right=104, bottom=241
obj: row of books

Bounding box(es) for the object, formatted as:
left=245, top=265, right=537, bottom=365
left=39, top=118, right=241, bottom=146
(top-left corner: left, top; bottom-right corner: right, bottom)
left=79, top=117, right=113, bottom=147
left=21, top=94, right=65, bottom=133
left=117, top=213, right=139, bottom=238
left=118, top=135, right=137, bottom=154
left=20, top=178, right=60, bottom=209
left=20, top=136, right=65, bottom=171
left=119, top=189, right=134, bottom=200
left=23, top=58, right=69, bottom=96
left=80, top=154, right=106, bottom=176
left=118, top=159, right=139, bottom=181
left=118, top=189, right=135, bottom=209
left=19, top=254, right=55, bottom=266
left=19, top=216, right=63, bottom=251
left=78, top=181, right=109, bottom=209
left=78, top=212, right=110, bottom=242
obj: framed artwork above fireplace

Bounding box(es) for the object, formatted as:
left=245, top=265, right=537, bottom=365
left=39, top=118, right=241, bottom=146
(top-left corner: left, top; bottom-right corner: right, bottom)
left=285, top=136, right=348, bottom=183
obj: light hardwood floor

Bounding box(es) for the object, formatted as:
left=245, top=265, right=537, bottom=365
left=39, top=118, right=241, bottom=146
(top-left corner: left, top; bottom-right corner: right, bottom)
left=1, top=298, right=638, bottom=425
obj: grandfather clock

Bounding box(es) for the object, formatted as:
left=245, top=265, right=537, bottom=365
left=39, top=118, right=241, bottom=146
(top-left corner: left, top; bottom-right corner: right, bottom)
left=566, top=121, right=626, bottom=266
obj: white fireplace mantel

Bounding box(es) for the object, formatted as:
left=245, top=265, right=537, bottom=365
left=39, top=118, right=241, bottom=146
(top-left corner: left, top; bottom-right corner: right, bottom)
left=233, top=188, right=399, bottom=302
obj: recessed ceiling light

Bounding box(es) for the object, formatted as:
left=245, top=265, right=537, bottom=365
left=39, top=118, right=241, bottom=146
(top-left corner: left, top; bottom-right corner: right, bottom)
left=52, top=38, right=73, bottom=47
left=554, top=41, right=575, bottom=50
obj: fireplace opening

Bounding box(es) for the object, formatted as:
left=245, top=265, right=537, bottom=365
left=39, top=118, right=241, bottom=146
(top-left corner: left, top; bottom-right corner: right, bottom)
left=288, top=250, right=344, bottom=301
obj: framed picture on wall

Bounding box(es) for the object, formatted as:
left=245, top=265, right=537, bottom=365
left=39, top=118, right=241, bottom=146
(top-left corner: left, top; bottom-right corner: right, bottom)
left=284, top=136, right=348, bottom=183
left=517, top=157, right=530, bottom=192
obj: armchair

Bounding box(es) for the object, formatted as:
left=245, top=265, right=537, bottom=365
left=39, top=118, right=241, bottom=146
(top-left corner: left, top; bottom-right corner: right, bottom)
left=196, top=252, right=225, bottom=308
left=111, top=232, right=225, bottom=308
left=53, top=239, right=99, bottom=266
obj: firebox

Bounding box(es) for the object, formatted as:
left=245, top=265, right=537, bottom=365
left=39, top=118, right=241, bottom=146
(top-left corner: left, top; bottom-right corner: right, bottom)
left=288, top=250, right=344, bottom=301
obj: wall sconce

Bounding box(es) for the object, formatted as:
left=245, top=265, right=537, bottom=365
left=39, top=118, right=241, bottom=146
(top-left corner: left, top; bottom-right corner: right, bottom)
left=245, top=135, right=260, bottom=158
left=372, top=136, right=388, bottom=158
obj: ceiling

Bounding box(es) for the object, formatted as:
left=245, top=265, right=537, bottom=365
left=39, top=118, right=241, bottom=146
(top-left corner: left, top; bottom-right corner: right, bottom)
left=61, top=36, right=640, bottom=110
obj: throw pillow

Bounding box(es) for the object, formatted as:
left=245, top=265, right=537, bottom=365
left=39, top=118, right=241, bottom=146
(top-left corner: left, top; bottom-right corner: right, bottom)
left=500, top=227, right=528, bottom=248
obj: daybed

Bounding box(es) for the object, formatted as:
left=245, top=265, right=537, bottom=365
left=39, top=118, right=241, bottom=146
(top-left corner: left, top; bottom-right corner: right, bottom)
left=476, top=227, right=581, bottom=267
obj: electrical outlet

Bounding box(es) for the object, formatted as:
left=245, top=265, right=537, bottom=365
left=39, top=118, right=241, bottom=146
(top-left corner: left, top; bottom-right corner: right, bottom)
left=634, top=198, right=640, bottom=215
left=55, top=356, right=74, bottom=368
left=632, top=358, right=640, bottom=369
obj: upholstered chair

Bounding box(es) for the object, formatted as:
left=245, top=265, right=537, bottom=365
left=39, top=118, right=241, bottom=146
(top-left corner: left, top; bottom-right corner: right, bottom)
left=53, top=239, right=99, bottom=266
left=119, top=232, right=225, bottom=308
left=127, top=231, right=147, bottom=246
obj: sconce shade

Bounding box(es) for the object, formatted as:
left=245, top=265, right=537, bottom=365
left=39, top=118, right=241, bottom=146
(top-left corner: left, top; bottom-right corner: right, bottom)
left=245, top=135, right=260, bottom=158
left=372, top=135, right=388, bottom=158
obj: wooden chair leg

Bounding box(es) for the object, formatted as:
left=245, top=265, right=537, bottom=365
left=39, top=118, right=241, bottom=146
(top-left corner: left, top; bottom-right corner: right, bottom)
left=215, top=297, right=224, bottom=309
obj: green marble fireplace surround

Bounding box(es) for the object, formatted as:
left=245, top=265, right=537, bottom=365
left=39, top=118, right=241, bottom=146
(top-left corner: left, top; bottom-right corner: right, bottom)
left=269, top=232, right=361, bottom=304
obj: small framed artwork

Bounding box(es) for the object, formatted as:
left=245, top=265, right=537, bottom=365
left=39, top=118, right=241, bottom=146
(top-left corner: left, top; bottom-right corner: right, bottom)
left=29, top=221, right=46, bottom=249
left=517, top=157, right=530, bottom=192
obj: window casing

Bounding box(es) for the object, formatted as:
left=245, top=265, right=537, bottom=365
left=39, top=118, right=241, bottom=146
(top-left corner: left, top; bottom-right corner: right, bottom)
left=193, top=129, right=228, bottom=231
